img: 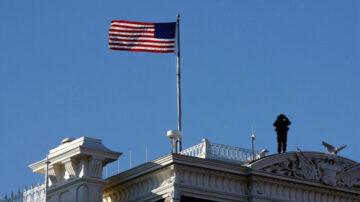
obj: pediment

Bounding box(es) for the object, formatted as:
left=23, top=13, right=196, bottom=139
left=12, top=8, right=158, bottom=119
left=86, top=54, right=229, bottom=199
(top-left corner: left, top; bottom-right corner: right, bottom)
left=249, top=151, right=360, bottom=189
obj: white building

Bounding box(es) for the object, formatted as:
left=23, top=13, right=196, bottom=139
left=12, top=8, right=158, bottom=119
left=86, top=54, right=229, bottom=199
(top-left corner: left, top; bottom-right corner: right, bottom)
left=1, top=137, right=360, bottom=202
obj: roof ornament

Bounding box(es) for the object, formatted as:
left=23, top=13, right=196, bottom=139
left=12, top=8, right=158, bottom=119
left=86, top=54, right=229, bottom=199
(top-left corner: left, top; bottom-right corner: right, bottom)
left=322, top=141, right=347, bottom=155
left=251, top=124, right=256, bottom=161
left=167, top=130, right=182, bottom=154
left=258, top=149, right=269, bottom=158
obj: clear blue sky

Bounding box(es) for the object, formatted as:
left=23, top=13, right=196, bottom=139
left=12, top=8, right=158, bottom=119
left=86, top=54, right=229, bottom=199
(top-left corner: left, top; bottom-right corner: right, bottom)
left=1, top=0, right=359, bottom=195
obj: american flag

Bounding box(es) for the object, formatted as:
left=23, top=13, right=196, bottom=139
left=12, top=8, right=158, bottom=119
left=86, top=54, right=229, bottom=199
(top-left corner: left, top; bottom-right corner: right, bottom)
left=109, top=20, right=176, bottom=53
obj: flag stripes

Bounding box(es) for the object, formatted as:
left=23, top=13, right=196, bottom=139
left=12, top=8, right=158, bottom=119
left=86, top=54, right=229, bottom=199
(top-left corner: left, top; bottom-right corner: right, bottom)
left=109, top=20, right=176, bottom=53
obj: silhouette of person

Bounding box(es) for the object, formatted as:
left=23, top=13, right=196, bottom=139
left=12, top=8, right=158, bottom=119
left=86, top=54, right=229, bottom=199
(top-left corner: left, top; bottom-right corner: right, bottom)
left=273, top=114, right=291, bottom=154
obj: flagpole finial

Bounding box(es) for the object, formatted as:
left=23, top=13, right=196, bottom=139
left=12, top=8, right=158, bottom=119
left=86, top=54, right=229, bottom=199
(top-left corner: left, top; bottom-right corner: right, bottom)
left=177, top=14, right=180, bottom=19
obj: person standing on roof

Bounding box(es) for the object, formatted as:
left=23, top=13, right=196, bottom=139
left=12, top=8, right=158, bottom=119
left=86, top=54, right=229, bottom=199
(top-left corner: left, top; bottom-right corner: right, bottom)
left=274, top=114, right=291, bottom=154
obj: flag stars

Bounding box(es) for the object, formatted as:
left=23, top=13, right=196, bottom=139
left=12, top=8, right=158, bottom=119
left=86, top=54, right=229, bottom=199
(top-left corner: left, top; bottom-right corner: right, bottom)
left=154, top=23, right=176, bottom=39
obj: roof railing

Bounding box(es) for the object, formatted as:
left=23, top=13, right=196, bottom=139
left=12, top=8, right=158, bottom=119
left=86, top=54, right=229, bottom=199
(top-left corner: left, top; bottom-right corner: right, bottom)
left=0, top=183, right=45, bottom=202
left=180, top=139, right=263, bottom=164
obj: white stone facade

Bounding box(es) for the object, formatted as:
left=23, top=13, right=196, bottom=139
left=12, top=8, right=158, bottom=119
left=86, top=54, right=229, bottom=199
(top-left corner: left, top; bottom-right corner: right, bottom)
left=102, top=153, right=360, bottom=202
left=2, top=138, right=360, bottom=202
left=102, top=141, right=360, bottom=202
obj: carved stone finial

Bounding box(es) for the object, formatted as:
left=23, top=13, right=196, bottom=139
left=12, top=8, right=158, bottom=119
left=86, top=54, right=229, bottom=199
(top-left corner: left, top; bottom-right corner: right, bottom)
left=322, top=141, right=347, bottom=155
left=258, top=149, right=269, bottom=158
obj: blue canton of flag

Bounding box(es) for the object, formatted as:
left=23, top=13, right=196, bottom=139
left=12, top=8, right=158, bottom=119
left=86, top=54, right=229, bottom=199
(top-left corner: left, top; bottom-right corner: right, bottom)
left=154, top=23, right=176, bottom=39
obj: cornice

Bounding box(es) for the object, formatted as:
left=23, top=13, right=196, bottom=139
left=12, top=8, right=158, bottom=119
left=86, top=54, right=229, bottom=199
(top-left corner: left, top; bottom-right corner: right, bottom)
left=29, top=159, right=47, bottom=174
left=249, top=172, right=360, bottom=195
left=248, top=176, right=360, bottom=202
left=105, top=153, right=250, bottom=190
left=29, top=138, right=121, bottom=174
left=105, top=154, right=174, bottom=188
left=251, top=179, right=360, bottom=201
left=171, top=153, right=250, bottom=175
left=49, top=137, right=104, bottom=155
left=103, top=155, right=252, bottom=201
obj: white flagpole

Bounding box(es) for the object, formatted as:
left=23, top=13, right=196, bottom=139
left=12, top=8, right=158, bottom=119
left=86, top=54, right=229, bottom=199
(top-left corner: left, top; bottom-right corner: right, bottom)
left=176, top=14, right=182, bottom=152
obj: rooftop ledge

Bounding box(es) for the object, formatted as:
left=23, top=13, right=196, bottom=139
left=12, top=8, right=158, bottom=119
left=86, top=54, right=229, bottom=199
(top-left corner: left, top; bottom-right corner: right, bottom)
left=180, top=139, right=267, bottom=164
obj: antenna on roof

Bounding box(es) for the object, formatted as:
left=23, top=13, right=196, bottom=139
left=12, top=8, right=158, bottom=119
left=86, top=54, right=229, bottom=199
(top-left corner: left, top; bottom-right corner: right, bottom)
left=145, top=145, right=148, bottom=162
left=129, top=150, right=132, bottom=168
left=117, top=158, right=120, bottom=173
left=251, top=124, right=256, bottom=161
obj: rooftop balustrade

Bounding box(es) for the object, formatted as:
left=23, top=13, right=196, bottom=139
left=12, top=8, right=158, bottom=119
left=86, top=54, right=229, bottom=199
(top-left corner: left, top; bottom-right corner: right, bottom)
left=180, top=139, right=264, bottom=164
left=0, top=184, right=45, bottom=202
